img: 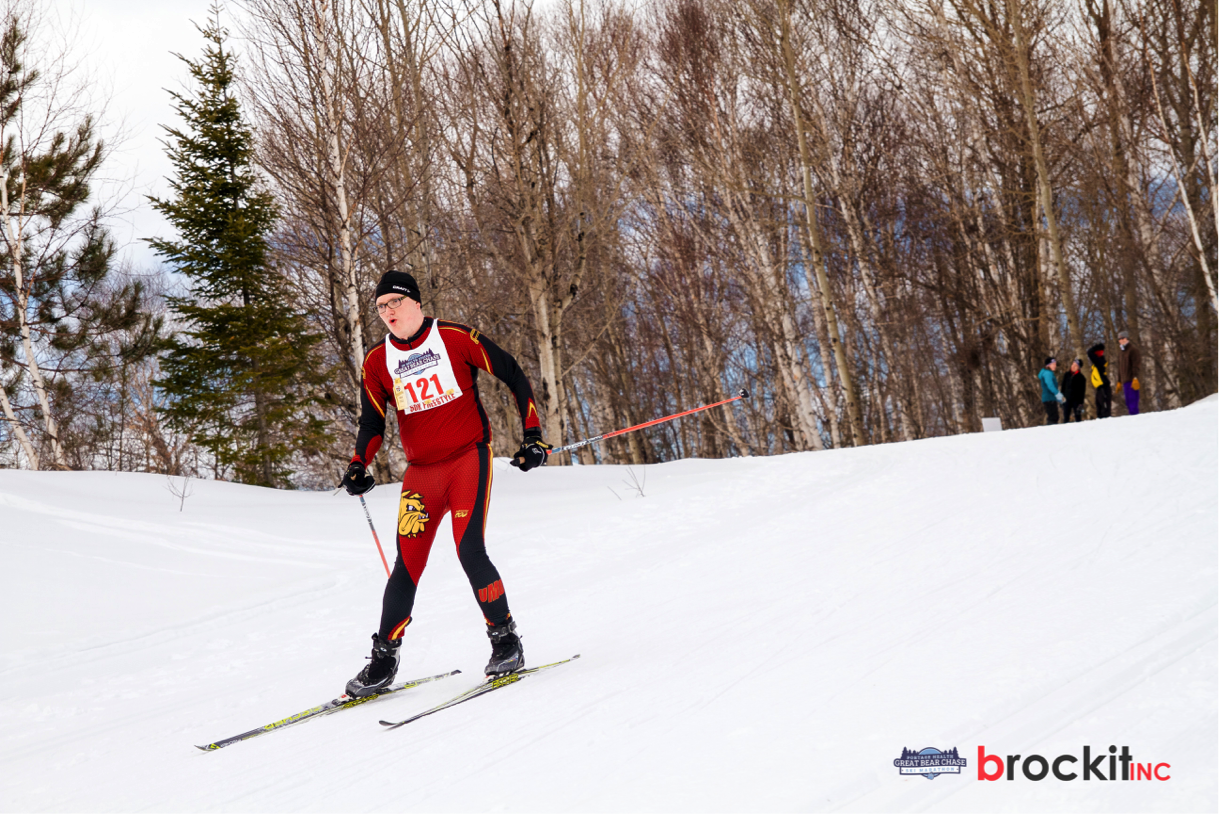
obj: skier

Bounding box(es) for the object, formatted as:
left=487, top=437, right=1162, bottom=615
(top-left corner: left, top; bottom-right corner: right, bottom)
left=340, top=270, right=551, bottom=697
left=1060, top=359, right=1086, bottom=423
left=1087, top=342, right=1112, bottom=418
left=1038, top=357, right=1065, bottom=425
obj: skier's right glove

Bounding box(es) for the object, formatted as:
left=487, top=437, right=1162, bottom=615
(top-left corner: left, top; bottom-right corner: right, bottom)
left=343, top=461, right=376, bottom=495
left=511, top=430, right=551, bottom=472
left=1055, top=392, right=1066, bottom=404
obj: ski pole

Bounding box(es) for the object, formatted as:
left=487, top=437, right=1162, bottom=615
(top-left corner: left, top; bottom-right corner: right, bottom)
left=358, top=493, right=393, bottom=579
left=526, top=389, right=750, bottom=463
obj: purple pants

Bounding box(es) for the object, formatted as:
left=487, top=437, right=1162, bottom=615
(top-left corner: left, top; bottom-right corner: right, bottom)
left=1124, top=385, right=1140, bottom=415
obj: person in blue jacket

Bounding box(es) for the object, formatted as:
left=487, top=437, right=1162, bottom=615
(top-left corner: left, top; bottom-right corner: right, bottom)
left=1038, top=357, right=1066, bottom=425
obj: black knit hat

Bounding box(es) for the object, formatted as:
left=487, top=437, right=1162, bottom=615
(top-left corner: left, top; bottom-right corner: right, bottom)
left=1044, top=356, right=1055, bottom=367
left=374, top=270, right=421, bottom=303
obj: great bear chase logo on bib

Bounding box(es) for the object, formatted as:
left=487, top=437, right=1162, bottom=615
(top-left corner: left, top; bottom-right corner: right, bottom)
left=393, top=349, right=441, bottom=378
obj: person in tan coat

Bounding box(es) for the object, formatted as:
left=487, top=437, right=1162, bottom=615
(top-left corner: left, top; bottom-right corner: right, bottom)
left=1115, top=330, right=1142, bottom=415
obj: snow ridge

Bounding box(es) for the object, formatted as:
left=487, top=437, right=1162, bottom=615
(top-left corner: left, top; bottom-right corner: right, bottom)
left=1, top=401, right=1215, bottom=812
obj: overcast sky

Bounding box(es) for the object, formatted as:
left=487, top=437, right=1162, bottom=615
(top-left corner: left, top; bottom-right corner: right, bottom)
left=50, top=0, right=240, bottom=271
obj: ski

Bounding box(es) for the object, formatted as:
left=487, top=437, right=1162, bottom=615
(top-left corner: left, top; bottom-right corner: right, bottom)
left=380, top=654, right=580, bottom=730
left=196, top=669, right=460, bottom=751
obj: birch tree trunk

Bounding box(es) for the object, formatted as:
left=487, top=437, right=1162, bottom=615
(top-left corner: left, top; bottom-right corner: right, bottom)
left=0, top=380, right=37, bottom=467
left=718, top=194, right=824, bottom=450
left=1090, top=2, right=1163, bottom=398
left=1175, top=42, right=1219, bottom=316
left=1008, top=0, right=1085, bottom=365
left=794, top=222, right=843, bottom=448
left=778, top=0, right=864, bottom=445
left=829, top=167, right=916, bottom=441
left=314, top=0, right=364, bottom=370
left=372, top=0, right=440, bottom=298
left=1, top=168, right=66, bottom=469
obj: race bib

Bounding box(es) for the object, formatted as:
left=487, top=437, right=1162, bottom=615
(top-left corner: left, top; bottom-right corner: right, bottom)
left=384, top=324, right=462, bottom=415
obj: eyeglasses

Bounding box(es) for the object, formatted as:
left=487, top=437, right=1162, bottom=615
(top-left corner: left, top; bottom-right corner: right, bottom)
left=376, top=296, right=409, bottom=313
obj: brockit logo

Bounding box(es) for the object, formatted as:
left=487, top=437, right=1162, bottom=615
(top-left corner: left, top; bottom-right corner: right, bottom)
left=977, top=746, right=1171, bottom=782
left=394, top=349, right=441, bottom=377
left=894, top=747, right=966, bottom=779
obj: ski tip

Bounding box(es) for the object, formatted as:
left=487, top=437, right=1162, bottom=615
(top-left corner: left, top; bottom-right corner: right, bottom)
left=196, top=744, right=218, bottom=752
left=378, top=720, right=398, bottom=727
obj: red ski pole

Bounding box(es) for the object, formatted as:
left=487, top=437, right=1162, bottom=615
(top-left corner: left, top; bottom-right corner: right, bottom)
left=528, top=389, right=750, bottom=463
left=358, top=493, right=393, bottom=579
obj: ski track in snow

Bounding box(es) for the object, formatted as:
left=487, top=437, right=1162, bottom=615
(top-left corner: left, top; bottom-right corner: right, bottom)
left=0, top=399, right=1215, bottom=812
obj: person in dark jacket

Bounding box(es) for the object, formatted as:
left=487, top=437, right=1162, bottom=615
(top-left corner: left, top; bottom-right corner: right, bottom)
left=1060, top=359, right=1087, bottom=423
left=1086, top=342, right=1112, bottom=418
left=1038, top=357, right=1065, bottom=425
left=1058, top=358, right=1087, bottom=424
left=1115, top=330, right=1142, bottom=415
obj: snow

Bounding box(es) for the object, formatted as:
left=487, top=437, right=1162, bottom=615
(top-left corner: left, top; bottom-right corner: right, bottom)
left=1, top=399, right=1215, bottom=812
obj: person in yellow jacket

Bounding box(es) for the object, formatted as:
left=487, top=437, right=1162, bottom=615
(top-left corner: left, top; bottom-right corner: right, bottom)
left=1086, top=342, right=1112, bottom=418
left=1115, top=330, right=1142, bottom=416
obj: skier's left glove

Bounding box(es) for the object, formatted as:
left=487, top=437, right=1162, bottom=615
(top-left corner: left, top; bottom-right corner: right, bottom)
left=511, top=430, right=551, bottom=472
left=1131, top=377, right=1140, bottom=391
left=343, top=460, right=376, bottom=495
left=1055, top=392, right=1066, bottom=404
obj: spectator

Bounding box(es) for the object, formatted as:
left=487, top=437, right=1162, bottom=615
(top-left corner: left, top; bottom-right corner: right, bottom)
left=1087, top=342, right=1112, bottom=418
left=1115, top=330, right=1142, bottom=416
left=1038, top=357, right=1065, bottom=425
left=1060, top=359, right=1086, bottom=423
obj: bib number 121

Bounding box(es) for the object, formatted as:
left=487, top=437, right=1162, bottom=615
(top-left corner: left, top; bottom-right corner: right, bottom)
left=402, top=374, right=444, bottom=403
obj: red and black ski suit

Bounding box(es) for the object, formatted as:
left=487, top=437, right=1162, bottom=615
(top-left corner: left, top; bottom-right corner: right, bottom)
left=352, top=317, right=541, bottom=639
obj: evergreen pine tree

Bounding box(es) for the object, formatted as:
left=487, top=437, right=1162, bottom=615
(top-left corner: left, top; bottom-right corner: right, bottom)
left=151, top=12, right=328, bottom=487
left=0, top=10, right=162, bottom=470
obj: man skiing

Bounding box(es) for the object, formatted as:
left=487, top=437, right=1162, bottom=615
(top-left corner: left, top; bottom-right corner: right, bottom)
left=340, top=270, right=551, bottom=697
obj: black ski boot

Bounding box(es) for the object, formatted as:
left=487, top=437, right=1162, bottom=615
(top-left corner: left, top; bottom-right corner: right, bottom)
left=345, top=633, right=401, bottom=698
left=485, top=619, right=524, bottom=676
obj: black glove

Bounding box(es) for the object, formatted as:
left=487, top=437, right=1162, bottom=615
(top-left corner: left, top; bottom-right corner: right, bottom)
left=510, top=431, right=551, bottom=472
left=342, top=461, right=376, bottom=495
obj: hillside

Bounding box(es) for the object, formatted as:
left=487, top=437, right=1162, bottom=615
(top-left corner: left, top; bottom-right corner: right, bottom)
left=1, top=399, right=1215, bottom=812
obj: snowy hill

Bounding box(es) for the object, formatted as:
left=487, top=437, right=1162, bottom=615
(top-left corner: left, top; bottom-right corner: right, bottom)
left=1, top=400, right=1215, bottom=812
